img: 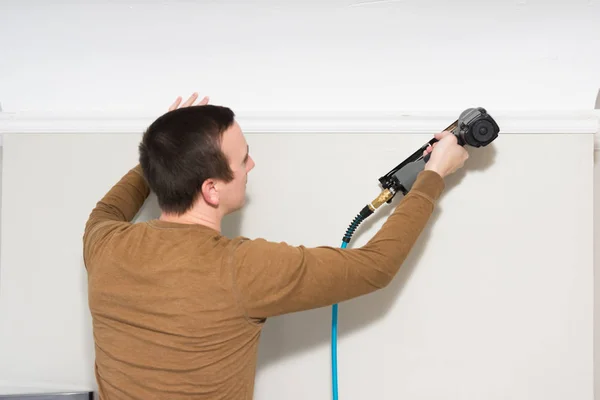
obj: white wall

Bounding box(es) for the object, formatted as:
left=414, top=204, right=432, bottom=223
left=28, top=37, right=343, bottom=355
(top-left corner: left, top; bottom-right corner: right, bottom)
left=0, top=131, right=595, bottom=400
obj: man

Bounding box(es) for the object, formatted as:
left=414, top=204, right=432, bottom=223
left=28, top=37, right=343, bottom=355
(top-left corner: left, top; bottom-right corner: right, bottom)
left=83, top=93, right=469, bottom=399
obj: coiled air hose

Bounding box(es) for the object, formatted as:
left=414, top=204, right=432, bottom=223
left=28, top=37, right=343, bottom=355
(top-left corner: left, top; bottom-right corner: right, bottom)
left=331, top=192, right=394, bottom=400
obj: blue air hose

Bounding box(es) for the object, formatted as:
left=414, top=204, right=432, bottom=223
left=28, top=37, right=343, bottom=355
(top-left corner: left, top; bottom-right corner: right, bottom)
left=331, top=206, right=376, bottom=400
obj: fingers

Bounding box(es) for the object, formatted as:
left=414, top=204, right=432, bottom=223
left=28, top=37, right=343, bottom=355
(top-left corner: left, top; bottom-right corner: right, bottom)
left=181, top=92, right=199, bottom=107
left=438, top=133, right=458, bottom=146
left=423, top=144, right=433, bottom=156
left=168, top=96, right=182, bottom=111
left=434, top=130, right=453, bottom=140
left=168, top=93, right=210, bottom=111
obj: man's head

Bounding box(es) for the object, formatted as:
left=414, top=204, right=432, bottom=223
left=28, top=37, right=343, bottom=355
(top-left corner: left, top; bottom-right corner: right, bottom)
left=139, top=105, right=254, bottom=217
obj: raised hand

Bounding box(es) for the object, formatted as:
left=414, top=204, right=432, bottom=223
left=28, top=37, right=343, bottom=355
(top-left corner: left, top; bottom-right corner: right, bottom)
left=168, top=92, right=210, bottom=111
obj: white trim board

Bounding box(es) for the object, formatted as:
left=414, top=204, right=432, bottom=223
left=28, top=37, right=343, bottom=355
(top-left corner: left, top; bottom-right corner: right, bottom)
left=0, top=110, right=598, bottom=149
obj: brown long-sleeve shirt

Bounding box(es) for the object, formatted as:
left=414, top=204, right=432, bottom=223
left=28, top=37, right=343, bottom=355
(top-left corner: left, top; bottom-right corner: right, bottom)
left=83, top=164, right=444, bottom=399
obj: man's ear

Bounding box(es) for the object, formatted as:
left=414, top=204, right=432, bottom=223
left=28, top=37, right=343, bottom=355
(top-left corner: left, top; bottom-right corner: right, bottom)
left=200, top=178, right=219, bottom=207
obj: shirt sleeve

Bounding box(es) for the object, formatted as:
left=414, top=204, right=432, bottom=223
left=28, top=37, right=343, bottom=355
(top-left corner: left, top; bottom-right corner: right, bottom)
left=83, top=164, right=150, bottom=268
left=230, top=170, right=445, bottom=319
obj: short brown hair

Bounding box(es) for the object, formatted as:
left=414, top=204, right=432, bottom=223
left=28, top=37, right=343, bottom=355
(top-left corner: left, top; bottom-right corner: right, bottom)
left=139, top=105, right=235, bottom=215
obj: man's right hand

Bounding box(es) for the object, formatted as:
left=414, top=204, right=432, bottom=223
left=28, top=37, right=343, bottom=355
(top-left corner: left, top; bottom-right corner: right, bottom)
left=423, top=131, right=469, bottom=178
left=168, top=92, right=209, bottom=111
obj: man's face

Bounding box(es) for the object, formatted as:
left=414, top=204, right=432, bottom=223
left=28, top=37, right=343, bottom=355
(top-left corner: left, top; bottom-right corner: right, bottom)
left=218, top=121, right=255, bottom=214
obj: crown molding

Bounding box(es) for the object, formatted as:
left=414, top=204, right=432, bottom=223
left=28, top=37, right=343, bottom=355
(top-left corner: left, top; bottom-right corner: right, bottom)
left=0, top=110, right=598, bottom=149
